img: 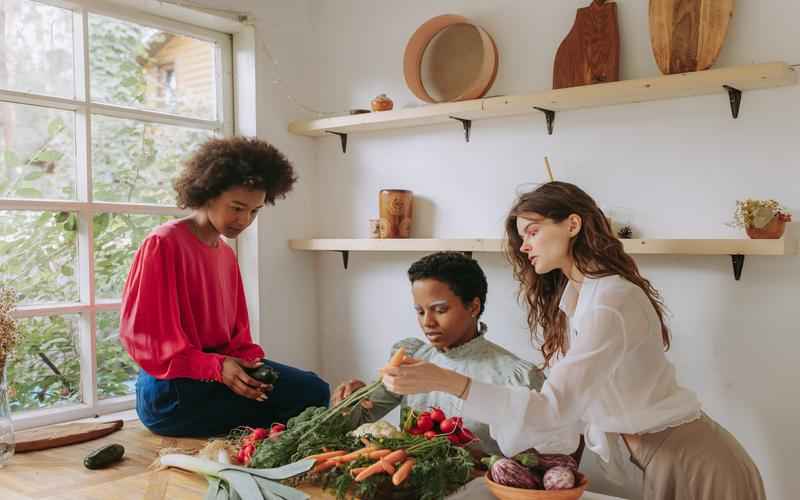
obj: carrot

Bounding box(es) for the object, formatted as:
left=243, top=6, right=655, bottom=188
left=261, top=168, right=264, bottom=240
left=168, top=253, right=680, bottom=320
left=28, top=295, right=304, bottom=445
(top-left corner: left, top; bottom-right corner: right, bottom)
left=349, top=466, right=367, bottom=477
left=311, top=459, right=338, bottom=473
left=379, top=459, right=396, bottom=475
left=392, top=458, right=415, bottom=486
left=354, top=461, right=387, bottom=482
left=381, top=449, right=407, bottom=465
left=331, top=446, right=376, bottom=463
left=306, top=450, right=346, bottom=461
left=353, top=449, right=407, bottom=481
left=367, top=449, right=391, bottom=459
left=387, top=347, right=407, bottom=368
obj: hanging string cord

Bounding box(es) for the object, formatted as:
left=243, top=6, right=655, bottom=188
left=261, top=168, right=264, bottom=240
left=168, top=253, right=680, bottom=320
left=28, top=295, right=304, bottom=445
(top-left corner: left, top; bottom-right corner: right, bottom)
left=258, top=41, right=344, bottom=118
left=158, top=2, right=345, bottom=117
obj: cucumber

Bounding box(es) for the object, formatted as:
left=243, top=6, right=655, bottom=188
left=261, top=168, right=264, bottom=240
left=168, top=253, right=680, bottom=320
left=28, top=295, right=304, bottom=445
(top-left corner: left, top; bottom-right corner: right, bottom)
left=84, top=443, right=125, bottom=469
left=245, top=360, right=280, bottom=385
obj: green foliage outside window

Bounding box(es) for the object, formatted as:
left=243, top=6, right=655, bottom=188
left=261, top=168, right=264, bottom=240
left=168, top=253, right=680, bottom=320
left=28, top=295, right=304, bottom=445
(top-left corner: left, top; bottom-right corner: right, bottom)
left=1, top=5, right=211, bottom=412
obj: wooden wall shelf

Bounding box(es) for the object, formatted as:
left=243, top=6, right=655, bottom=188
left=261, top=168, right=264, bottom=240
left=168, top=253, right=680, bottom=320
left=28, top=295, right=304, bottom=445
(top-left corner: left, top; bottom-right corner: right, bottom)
left=288, top=63, right=797, bottom=151
left=289, top=238, right=798, bottom=280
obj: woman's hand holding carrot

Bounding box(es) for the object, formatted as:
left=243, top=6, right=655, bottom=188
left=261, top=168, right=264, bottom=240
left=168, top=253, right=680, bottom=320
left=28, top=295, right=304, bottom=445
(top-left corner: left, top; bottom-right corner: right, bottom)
left=381, top=359, right=469, bottom=397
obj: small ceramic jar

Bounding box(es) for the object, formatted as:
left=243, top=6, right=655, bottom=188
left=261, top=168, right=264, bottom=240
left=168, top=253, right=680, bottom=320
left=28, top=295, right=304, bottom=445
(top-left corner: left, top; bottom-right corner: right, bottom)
left=371, top=94, right=394, bottom=112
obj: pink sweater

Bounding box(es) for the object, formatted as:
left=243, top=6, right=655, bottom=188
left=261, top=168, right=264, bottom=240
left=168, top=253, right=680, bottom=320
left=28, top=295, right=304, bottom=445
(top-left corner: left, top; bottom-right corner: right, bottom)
left=120, top=219, right=264, bottom=381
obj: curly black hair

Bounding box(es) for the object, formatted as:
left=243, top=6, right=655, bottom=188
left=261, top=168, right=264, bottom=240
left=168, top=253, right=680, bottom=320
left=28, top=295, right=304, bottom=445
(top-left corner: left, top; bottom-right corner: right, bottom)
left=173, top=136, right=298, bottom=208
left=407, top=251, right=488, bottom=318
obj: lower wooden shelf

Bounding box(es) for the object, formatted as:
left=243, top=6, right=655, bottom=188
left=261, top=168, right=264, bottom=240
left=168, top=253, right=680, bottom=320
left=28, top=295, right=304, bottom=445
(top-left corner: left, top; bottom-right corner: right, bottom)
left=289, top=238, right=798, bottom=280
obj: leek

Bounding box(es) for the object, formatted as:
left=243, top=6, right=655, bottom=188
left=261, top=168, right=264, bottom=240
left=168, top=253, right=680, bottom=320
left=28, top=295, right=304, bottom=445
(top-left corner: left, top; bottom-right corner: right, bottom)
left=160, top=454, right=314, bottom=500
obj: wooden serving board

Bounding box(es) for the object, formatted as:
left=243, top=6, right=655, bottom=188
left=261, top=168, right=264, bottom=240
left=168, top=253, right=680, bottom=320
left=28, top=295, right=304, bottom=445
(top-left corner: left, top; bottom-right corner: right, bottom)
left=553, top=0, right=620, bottom=89
left=649, top=0, right=735, bottom=74
left=15, top=419, right=124, bottom=453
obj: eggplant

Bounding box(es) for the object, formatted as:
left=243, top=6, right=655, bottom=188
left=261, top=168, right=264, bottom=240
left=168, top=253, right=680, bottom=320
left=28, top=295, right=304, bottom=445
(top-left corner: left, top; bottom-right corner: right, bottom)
left=535, top=453, right=578, bottom=472
left=543, top=465, right=576, bottom=490
left=245, top=360, right=280, bottom=385
left=490, top=458, right=541, bottom=489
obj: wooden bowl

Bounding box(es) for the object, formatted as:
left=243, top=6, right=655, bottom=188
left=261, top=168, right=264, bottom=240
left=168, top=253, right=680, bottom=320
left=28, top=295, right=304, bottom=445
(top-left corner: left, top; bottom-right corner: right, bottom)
left=403, top=14, right=498, bottom=103
left=485, top=472, right=589, bottom=500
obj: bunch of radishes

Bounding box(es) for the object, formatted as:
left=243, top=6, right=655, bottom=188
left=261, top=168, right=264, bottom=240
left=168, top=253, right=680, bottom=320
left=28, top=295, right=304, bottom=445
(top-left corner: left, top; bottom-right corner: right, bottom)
left=235, top=423, right=286, bottom=464
left=485, top=451, right=580, bottom=491
left=405, top=407, right=477, bottom=446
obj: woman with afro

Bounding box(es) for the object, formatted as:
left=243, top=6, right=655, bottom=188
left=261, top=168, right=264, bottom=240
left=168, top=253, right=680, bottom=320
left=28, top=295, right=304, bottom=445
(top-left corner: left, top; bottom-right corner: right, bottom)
left=120, top=137, right=329, bottom=437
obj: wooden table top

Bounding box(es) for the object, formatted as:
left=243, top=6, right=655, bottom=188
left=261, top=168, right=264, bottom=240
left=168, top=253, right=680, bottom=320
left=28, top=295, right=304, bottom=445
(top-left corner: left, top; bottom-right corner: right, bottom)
left=0, top=418, right=626, bottom=500
left=0, top=419, right=328, bottom=500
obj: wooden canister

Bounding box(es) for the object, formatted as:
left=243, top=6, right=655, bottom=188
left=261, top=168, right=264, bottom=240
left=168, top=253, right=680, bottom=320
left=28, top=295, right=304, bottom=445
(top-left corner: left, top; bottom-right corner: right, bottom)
left=379, top=189, right=413, bottom=238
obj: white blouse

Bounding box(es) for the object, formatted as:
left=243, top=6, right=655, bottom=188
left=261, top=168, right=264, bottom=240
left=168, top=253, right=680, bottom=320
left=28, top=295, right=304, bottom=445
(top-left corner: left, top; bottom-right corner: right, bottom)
left=462, top=275, right=702, bottom=483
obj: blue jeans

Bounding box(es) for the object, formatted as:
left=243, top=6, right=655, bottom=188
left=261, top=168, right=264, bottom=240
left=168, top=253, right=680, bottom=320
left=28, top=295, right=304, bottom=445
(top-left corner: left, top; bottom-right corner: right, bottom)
left=136, top=359, right=330, bottom=437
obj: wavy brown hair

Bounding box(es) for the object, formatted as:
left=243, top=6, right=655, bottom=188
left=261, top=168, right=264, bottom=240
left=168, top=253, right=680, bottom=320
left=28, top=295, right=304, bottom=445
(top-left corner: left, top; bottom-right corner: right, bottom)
left=504, top=182, right=670, bottom=368
left=173, top=136, right=297, bottom=209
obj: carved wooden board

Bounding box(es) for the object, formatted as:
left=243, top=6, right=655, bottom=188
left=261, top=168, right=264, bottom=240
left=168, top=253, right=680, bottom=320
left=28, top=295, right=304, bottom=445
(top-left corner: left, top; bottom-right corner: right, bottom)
left=554, top=0, right=620, bottom=90
left=649, top=0, right=734, bottom=74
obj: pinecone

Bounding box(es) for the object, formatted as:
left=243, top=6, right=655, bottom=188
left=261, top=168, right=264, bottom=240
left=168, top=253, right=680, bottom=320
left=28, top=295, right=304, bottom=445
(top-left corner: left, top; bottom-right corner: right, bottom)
left=617, top=225, right=633, bottom=239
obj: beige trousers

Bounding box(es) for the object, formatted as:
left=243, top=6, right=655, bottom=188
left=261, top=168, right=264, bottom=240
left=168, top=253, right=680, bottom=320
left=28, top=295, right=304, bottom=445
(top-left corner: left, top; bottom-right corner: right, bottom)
left=625, top=413, right=766, bottom=500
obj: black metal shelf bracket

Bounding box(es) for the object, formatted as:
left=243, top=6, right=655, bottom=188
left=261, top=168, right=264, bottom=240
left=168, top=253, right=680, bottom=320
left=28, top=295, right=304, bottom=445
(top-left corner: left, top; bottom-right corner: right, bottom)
left=533, top=107, right=556, bottom=135
left=722, top=85, right=742, bottom=119
left=326, top=131, right=348, bottom=153
left=339, top=251, right=350, bottom=269
left=731, top=254, right=745, bottom=281
left=449, top=116, right=472, bottom=142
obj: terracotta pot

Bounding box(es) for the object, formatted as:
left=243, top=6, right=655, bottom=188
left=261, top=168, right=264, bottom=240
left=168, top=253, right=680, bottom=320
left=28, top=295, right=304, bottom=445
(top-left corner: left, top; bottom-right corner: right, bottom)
left=379, top=189, right=413, bottom=238
left=485, top=471, right=589, bottom=500
left=371, top=94, right=394, bottom=111
left=746, top=216, right=786, bottom=239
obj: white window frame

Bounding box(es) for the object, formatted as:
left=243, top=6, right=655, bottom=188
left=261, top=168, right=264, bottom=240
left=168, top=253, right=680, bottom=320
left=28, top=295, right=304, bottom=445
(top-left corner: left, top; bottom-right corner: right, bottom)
left=1, top=0, right=257, bottom=430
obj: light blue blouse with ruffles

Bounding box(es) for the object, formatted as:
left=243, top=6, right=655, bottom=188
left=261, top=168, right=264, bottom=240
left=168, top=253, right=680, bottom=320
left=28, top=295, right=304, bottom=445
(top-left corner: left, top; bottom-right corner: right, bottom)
left=352, top=327, right=544, bottom=456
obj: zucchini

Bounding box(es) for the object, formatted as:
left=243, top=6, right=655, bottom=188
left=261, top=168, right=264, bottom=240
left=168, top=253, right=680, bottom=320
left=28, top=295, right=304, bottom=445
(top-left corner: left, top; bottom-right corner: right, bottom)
left=245, top=360, right=280, bottom=385
left=84, top=443, right=125, bottom=469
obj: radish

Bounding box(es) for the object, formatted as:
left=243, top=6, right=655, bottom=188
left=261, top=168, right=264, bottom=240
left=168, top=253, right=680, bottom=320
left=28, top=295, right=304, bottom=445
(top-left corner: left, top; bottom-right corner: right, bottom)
left=429, top=407, right=446, bottom=424
left=251, top=427, right=269, bottom=441
left=457, top=427, right=476, bottom=444
left=423, top=430, right=437, bottom=440
left=408, top=426, right=425, bottom=436
left=416, top=414, right=434, bottom=433
left=440, top=416, right=462, bottom=434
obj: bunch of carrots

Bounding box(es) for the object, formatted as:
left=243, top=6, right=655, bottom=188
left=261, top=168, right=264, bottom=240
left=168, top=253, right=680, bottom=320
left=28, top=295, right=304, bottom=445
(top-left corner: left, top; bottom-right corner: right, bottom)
left=306, top=446, right=415, bottom=486
left=235, top=346, right=475, bottom=498
left=303, top=347, right=418, bottom=485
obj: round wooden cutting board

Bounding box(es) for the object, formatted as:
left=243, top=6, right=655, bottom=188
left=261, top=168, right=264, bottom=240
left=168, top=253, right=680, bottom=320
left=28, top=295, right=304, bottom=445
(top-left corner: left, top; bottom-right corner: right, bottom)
left=649, top=0, right=734, bottom=74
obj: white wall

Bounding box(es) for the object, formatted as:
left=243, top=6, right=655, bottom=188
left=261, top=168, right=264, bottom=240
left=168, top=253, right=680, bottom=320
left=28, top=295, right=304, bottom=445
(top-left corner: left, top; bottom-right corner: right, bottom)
left=185, top=0, right=324, bottom=371
left=301, top=1, right=800, bottom=499
left=244, top=1, right=323, bottom=373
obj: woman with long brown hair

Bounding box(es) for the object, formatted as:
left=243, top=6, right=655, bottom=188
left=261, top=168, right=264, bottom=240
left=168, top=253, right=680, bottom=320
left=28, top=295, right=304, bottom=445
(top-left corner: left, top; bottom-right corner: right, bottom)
left=382, top=182, right=765, bottom=499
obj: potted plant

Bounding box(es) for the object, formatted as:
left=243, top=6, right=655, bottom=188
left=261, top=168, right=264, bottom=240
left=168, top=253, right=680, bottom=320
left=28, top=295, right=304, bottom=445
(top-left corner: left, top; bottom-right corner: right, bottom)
left=0, top=287, right=21, bottom=466
left=731, top=199, right=792, bottom=239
